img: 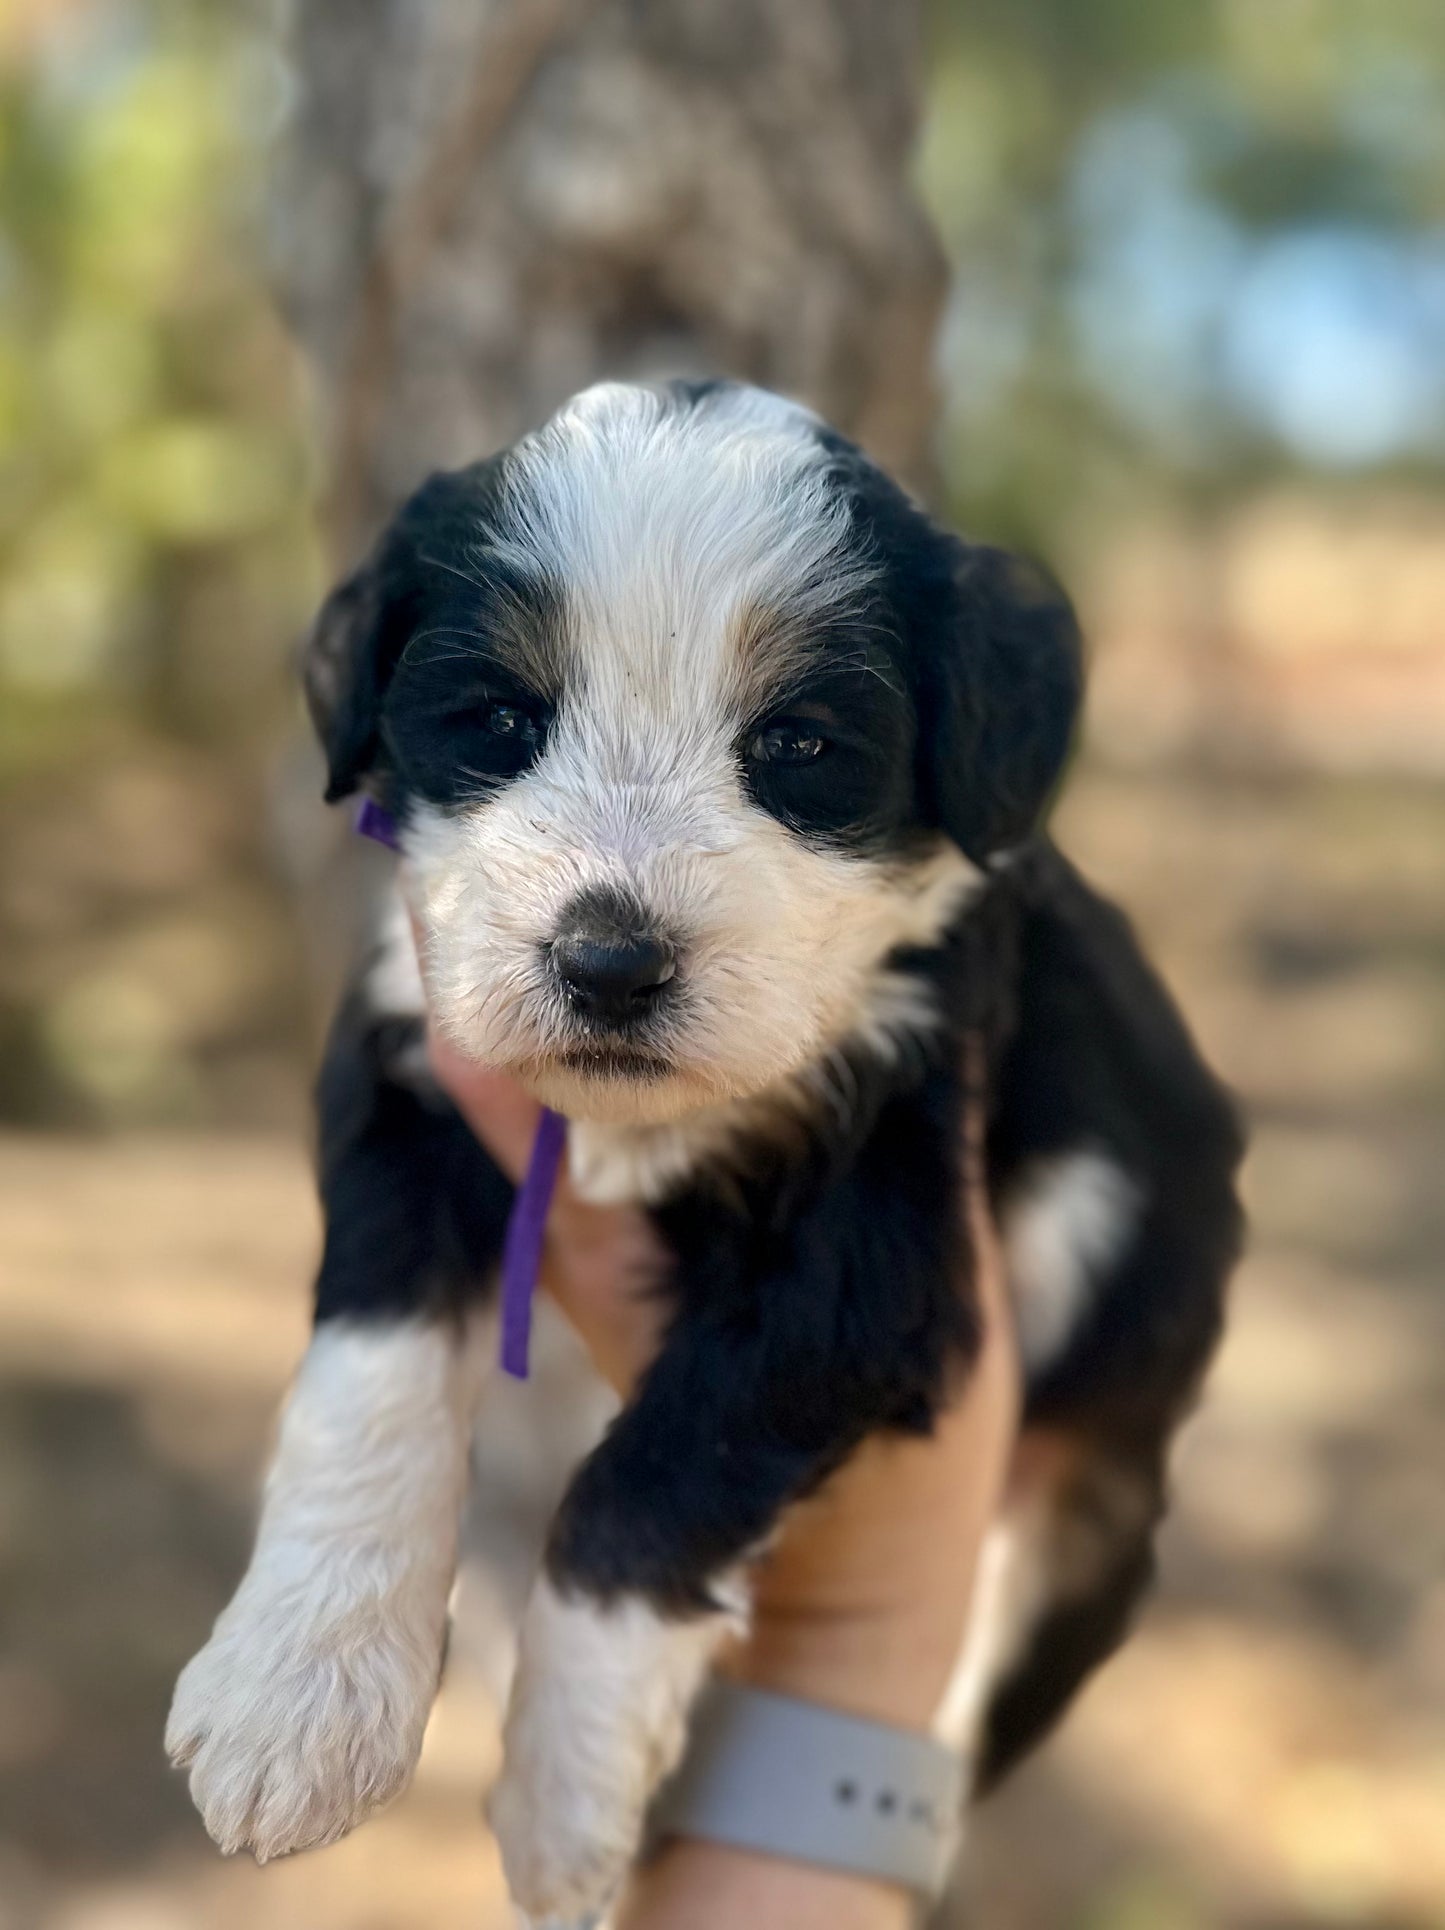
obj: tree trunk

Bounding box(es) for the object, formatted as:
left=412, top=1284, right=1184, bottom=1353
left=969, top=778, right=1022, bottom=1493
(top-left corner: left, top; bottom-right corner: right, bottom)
left=274, top=0, right=947, bottom=558
left=272, top=7, right=955, bottom=1897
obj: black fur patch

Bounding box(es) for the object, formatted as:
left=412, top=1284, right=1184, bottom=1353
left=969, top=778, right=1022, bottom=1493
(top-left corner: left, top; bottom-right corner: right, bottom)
left=810, top=425, right=1084, bottom=862
left=313, top=993, right=514, bottom=1324
left=547, top=1026, right=981, bottom=1611
left=976, top=1496, right=1159, bottom=1794
left=305, top=457, right=565, bottom=809
left=989, top=844, right=1245, bottom=1440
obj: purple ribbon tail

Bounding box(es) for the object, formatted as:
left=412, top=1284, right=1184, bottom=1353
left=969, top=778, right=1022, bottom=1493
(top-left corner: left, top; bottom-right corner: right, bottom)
left=498, top=1107, right=567, bottom=1380
left=355, top=797, right=400, bottom=850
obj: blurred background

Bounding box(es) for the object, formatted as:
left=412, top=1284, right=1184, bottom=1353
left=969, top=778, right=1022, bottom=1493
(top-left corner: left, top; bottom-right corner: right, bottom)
left=2, top=1, right=1443, bottom=1925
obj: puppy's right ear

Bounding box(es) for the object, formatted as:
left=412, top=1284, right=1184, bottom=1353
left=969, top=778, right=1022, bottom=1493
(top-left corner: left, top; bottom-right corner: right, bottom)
left=920, top=543, right=1083, bottom=864
left=304, top=463, right=507, bottom=802
left=302, top=552, right=395, bottom=804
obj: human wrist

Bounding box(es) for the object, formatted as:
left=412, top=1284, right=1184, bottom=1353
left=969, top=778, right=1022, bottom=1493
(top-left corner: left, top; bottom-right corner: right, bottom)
left=615, top=1837, right=913, bottom=1930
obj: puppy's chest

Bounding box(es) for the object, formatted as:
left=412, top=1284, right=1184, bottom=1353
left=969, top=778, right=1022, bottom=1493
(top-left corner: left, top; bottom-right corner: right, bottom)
left=562, top=952, right=991, bottom=1213
left=566, top=1110, right=770, bottom=1207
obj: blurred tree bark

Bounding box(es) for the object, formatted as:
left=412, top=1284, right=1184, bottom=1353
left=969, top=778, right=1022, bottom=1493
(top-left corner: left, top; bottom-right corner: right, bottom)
left=273, top=0, right=947, bottom=559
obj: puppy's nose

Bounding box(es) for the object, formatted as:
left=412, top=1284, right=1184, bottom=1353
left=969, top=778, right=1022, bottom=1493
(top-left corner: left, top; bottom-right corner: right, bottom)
left=552, top=932, right=675, bottom=1020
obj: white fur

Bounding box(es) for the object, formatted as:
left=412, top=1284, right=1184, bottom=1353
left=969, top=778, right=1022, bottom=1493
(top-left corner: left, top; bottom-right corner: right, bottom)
left=408, top=784, right=975, bottom=1134
left=499, top=382, right=859, bottom=714
left=361, top=882, right=434, bottom=1085
left=933, top=1509, right=1049, bottom=1769
left=933, top=1448, right=1156, bottom=1787
left=564, top=861, right=972, bottom=1206
left=491, top=1571, right=745, bottom=1923
left=401, top=381, right=978, bottom=1130
left=1002, top=1151, right=1140, bottom=1373
left=167, top=1318, right=490, bottom=1860
left=363, top=880, right=427, bottom=1019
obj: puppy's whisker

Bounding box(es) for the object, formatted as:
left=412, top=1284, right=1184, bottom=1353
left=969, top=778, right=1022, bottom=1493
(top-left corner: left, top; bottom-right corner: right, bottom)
left=417, top=551, right=494, bottom=595
left=403, top=628, right=492, bottom=652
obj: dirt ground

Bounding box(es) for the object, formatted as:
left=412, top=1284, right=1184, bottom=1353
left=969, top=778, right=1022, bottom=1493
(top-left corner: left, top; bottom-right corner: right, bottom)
left=2, top=766, right=1443, bottom=1930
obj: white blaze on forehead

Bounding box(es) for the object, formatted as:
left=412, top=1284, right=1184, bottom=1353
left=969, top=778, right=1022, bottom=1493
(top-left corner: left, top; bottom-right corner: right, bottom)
left=492, top=381, right=874, bottom=731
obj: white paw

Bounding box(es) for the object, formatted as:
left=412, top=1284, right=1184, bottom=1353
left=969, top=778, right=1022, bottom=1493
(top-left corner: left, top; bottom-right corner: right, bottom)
left=166, top=1570, right=445, bottom=1861
left=490, top=1577, right=735, bottom=1924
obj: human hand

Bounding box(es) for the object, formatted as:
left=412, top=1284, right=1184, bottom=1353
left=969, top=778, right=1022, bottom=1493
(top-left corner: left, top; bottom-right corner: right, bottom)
left=430, top=1030, right=1021, bottom=1930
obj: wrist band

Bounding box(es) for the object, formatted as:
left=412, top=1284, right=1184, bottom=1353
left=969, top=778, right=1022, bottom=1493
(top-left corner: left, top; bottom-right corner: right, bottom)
left=646, top=1680, right=965, bottom=1899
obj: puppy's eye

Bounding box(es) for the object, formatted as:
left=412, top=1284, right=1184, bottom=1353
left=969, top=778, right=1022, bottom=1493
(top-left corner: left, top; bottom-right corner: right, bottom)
left=746, top=721, right=828, bottom=765
left=485, top=701, right=541, bottom=745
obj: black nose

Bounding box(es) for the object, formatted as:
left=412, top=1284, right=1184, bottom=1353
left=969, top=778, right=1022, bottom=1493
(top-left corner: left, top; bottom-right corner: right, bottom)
left=551, top=931, right=675, bottom=1021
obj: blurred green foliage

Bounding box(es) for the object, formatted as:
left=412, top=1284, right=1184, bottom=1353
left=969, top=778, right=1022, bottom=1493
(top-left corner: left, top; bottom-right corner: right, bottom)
left=0, top=0, right=1442, bottom=1126
left=0, top=2, right=313, bottom=778
left=0, top=1, right=314, bottom=1125
left=922, top=0, right=1445, bottom=542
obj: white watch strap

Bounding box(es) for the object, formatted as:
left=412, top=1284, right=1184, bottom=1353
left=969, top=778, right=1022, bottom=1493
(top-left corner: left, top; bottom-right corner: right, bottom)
left=646, top=1680, right=965, bottom=1898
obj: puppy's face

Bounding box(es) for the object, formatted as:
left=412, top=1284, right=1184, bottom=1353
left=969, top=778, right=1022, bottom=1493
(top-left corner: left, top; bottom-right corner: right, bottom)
left=308, top=382, right=1080, bottom=1123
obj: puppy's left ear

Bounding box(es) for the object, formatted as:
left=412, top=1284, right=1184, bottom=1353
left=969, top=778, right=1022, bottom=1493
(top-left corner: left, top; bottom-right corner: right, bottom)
left=921, top=543, right=1083, bottom=863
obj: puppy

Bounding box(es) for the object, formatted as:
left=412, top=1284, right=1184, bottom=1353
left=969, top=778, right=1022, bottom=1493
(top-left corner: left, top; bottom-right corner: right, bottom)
left=168, top=380, right=1243, bottom=1922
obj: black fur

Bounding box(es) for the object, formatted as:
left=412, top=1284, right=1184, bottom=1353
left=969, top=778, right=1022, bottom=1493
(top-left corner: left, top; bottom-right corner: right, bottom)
left=548, top=1031, right=979, bottom=1611
left=992, top=845, right=1244, bottom=1440
left=305, top=458, right=564, bottom=808
left=811, top=425, right=1083, bottom=862
left=314, top=993, right=514, bottom=1325
left=977, top=1480, right=1160, bottom=1794
left=966, top=843, right=1243, bottom=1782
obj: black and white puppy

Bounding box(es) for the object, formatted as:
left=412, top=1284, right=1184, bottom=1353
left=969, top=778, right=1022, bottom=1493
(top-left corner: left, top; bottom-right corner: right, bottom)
left=167, top=380, right=1243, bottom=1922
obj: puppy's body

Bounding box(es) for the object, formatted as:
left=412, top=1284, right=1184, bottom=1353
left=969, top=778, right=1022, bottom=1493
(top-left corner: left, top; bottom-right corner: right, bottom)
left=169, top=381, right=1242, bottom=1919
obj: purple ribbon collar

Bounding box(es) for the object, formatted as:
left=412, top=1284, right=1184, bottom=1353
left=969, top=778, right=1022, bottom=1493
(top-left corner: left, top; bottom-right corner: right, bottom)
left=355, top=795, right=564, bottom=1379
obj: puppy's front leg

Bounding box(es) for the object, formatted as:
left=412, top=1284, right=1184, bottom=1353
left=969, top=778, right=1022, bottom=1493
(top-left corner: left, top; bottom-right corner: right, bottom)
left=492, top=1111, right=977, bottom=1925
left=169, top=975, right=515, bottom=1859
left=167, top=1314, right=489, bottom=1859
left=496, top=1559, right=746, bottom=1929
left=489, top=1317, right=771, bottom=1927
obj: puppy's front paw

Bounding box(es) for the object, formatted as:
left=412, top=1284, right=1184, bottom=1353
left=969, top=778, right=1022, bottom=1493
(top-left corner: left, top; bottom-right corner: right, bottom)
left=166, top=1568, right=445, bottom=1861
left=490, top=1578, right=733, bottom=1924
